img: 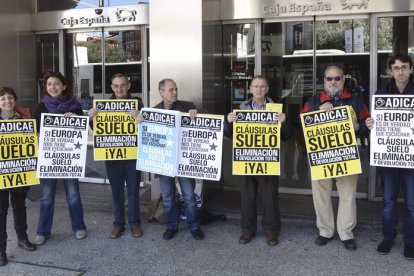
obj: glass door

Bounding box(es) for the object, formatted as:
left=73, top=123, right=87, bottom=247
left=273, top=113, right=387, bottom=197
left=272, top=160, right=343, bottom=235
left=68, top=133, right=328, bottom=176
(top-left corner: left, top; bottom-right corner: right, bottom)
left=262, top=19, right=314, bottom=191
left=65, top=26, right=147, bottom=184
left=262, top=16, right=371, bottom=195
left=373, top=14, right=414, bottom=198
left=35, top=33, right=60, bottom=102
left=315, top=17, right=371, bottom=195
left=223, top=23, right=256, bottom=115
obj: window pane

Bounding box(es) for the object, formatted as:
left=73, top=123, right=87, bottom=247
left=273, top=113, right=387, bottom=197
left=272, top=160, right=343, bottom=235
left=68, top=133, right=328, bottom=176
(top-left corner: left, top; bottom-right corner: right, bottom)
left=223, top=24, right=255, bottom=114
left=262, top=21, right=313, bottom=185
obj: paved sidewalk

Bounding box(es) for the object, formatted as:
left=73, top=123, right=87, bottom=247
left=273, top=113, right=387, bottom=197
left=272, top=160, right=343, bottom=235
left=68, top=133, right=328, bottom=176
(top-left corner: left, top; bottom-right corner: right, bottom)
left=2, top=184, right=413, bottom=275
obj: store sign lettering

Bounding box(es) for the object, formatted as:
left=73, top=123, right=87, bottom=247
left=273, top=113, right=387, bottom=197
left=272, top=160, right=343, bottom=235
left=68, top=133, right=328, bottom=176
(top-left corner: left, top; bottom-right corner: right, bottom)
left=264, top=2, right=332, bottom=16
left=225, top=72, right=253, bottom=81
left=61, top=16, right=110, bottom=28
left=60, top=8, right=138, bottom=28
left=264, top=0, right=370, bottom=16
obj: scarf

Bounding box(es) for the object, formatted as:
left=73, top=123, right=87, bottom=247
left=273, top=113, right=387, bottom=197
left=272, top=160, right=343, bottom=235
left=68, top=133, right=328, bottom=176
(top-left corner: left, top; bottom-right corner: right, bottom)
left=0, top=111, right=21, bottom=120
left=43, top=94, right=82, bottom=114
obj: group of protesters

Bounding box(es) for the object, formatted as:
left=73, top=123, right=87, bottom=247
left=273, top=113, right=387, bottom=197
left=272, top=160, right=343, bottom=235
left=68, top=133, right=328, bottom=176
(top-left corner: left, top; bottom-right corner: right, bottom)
left=0, top=53, right=413, bottom=266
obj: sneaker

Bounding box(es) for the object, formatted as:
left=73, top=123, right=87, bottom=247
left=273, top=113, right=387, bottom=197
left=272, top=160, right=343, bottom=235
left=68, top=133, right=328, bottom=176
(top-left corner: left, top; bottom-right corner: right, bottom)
left=75, top=230, right=87, bottom=240
left=163, top=229, right=178, bottom=240
left=191, top=229, right=204, bottom=240
left=404, top=245, right=414, bottom=260
left=17, top=239, right=37, bottom=251
left=315, top=235, right=334, bottom=246
left=377, top=240, right=393, bottom=255
left=33, top=235, right=47, bottom=246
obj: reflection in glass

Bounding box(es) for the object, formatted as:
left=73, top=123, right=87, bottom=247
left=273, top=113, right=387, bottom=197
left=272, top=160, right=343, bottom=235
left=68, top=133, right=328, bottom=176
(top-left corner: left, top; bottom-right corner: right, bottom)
left=66, top=29, right=143, bottom=110
left=222, top=24, right=255, bottom=114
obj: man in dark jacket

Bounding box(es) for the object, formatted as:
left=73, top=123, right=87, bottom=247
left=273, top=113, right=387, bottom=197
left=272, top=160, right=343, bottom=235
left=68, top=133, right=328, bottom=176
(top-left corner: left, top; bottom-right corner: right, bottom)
left=226, top=75, right=291, bottom=246
left=366, top=54, right=414, bottom=259
left=153, top=78, right=204, bottom=241
left=301, top=65, right=368, bottom=251
left=88, top=73, right=143, bottom=239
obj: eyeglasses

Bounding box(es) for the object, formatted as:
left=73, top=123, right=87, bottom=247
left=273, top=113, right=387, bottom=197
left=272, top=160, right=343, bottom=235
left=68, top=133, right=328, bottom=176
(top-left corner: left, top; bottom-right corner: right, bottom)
left=251, top=85, right=267, bottom=89
left=325, top=76, right=343, bottom=82
left=111, top=83, right=128, bottom=89
left=391, top=65, right=410, bottom=72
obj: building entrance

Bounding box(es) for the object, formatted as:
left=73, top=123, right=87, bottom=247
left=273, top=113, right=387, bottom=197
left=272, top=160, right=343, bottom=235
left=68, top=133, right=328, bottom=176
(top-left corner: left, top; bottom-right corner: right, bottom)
left=35, top=25, right=149, bottom=184
left=214, top=16, right=371, bottom=197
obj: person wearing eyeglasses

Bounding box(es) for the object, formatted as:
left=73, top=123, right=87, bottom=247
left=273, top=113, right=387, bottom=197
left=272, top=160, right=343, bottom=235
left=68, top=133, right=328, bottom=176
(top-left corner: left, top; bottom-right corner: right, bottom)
left=301, top=66, right=369, bottom=251
left=88, top=73, right=144, bottom=239
left=226, top=75, right=291, bottom=246
left=365, top=54, right=414, bottom=260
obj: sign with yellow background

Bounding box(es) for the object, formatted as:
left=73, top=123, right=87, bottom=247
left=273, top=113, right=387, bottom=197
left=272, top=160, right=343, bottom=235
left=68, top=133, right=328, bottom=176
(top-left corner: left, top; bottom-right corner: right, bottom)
left=93, top=99, right=138, bottom=160
left=232, top=107, right=282, bottom=175
left=300, top=106, right=361, bottom=180
left=0, top=119, right=39, bottom=189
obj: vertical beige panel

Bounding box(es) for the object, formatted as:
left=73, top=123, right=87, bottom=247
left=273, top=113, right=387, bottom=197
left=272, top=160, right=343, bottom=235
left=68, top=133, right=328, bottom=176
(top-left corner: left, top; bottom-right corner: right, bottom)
left=149, top=0, right=203, bottom=107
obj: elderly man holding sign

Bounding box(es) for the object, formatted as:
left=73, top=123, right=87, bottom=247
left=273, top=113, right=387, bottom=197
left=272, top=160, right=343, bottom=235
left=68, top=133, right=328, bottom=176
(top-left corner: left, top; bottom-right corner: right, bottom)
left=301, top=66, right=368, bottom=251
left=227, top=75, right=291, bottom=246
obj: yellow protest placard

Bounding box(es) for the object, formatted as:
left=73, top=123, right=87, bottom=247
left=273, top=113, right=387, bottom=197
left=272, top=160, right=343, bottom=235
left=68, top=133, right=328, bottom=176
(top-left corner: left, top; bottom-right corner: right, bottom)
left=93, top=99, right=138, bottom=160
left=0, top=119, right=39, bottom=189
left=300, top=106, right=361, bottom=180
left=232, top=110, right=281, bottom=175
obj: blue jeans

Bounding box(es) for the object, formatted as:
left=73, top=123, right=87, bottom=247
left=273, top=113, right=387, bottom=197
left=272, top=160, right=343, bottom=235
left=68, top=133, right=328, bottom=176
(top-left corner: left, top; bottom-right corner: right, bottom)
left=37, top=178, right=86, bottom=237
left=159, top=175, right=199, bottom=231
left=378, top=167, right=414, bottom=246
left=106, top=160, right=141, bottom=228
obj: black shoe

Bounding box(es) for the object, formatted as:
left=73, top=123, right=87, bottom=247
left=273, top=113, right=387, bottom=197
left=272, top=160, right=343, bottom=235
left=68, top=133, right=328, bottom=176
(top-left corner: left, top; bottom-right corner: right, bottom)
left=0, top=252, right=7, bottom=266
left=377, top=240, right=393, bottom=255
left=315, top=235, right=334, bottom=246
left=191, top=229, right=204, bottom=240
left=18, top=239, right=37, bottom=251
left=163, top=229, right=178, bottom=240
left=404, top=245, right=414, bottom=260
left=342, top=239, right=357, bottom=251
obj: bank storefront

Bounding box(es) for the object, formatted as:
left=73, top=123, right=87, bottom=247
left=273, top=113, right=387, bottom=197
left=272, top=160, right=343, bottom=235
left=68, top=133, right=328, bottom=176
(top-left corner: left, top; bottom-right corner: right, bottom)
left=29, top=0, right=414, bottom=200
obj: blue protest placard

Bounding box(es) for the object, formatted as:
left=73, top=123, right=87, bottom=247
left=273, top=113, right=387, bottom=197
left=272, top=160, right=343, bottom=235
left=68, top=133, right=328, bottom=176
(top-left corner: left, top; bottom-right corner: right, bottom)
left=137, top=108, right=180, bottom=177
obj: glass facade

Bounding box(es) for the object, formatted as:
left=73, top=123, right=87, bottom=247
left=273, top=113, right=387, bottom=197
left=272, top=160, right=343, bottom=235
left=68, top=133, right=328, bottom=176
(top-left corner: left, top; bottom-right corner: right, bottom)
left=37, top=0, right=148, bottom=12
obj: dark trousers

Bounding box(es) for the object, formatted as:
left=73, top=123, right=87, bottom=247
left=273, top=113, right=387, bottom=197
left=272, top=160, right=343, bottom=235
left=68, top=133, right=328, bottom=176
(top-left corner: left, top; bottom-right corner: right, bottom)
left=240, top=175, right=281, bottom=235
left=105, top=160, right=141, bottom=228
left=378, top=167, right=414, bottom=246
left=0, top=190, right=28, bottom=252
